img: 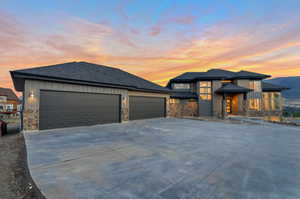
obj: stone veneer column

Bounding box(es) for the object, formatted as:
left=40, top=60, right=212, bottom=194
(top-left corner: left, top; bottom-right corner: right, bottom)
left=121, top=94, right=129, bottom=122
left=23, top=81, right=39, bottom=131
left=166, top=96, right=170, bottom=117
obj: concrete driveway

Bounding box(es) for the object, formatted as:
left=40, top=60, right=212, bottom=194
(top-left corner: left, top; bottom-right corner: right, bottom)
left=24, top=118, right=300, bottom=199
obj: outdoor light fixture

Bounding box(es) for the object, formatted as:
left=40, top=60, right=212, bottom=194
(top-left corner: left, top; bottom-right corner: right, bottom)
left=29, top=91, right=34, bottom=98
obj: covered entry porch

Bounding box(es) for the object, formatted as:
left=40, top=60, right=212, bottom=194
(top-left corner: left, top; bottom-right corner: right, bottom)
left=215, top=83, right=252, bottom=118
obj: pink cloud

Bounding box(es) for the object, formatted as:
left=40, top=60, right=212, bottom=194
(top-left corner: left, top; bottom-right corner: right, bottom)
left=149, top=26, right=162, bottom=36
left=172, top=15, right=197, bottom=25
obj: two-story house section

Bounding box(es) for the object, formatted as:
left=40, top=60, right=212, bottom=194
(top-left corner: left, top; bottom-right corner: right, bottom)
left=167, top=69, right=288, bottom=118
left=0, top=87, right=20, bottom=116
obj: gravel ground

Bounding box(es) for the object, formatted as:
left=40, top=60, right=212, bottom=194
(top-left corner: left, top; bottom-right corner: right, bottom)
left=0, top=125, right=46, bottom=199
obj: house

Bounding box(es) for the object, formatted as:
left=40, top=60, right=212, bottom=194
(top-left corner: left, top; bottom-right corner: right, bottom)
left=0, top=87, right=20, bottom=116
left=10, top=62, right=170, bottom=131
left=167, top=69, right=288, bottom=118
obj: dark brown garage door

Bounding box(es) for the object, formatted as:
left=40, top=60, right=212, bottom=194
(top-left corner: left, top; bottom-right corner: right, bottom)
left=39, top=90, right=120, bottom=130
left=129, top=96, right=165, bottom=120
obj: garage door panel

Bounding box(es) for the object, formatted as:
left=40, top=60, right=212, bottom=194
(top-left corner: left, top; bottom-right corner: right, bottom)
left=129, top=96, right=165, bottom=120
left=39, top=90, right=120, bottom=130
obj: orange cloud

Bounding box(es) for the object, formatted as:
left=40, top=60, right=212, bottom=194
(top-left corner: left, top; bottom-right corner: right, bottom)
left=1, top=8, right=300, bottom=94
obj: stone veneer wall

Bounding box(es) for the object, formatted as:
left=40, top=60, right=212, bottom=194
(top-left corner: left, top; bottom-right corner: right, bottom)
left=169, top=99, right=198, bottom=117
left=212, top=80, right=223, bottom=117
left=23, top=79, right=169, bottom=131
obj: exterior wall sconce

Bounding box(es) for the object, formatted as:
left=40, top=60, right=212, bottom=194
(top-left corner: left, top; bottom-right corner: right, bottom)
left=29, top=91, right=34, bottom=98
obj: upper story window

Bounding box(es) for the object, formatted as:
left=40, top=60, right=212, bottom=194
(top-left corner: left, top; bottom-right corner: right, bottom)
left=249, top=80, right=261, bottom=92
left=172, top=83, right=190, bottom=90
left=0, top=96, right=7, bottom=102
left=199, top=81, right=212, bottom=100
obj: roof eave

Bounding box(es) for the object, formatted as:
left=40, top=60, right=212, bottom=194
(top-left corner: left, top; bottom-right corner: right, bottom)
left=230, top=75, right=271, bottom=80
left=215, top=90, right=251, bottom=94
left=170, top=96, right=198, bottom=99
left=11, top=72, right=171, bottom=94
left=262, top=88, right=289, bottom=92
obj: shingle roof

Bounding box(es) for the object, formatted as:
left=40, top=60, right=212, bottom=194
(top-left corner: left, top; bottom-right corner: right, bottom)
left=170, top=91, right=198, bottom=99
left=262, top=82, right=289, bottom=92
left=215, top=83, right=252, bottom=94
left=11, top=62, right=169, bottom=93
left=169, top=69, right=270, bottom=84
left=0, top=87, right=19, bottom=101
left=235, top=70, right=271, bottom=79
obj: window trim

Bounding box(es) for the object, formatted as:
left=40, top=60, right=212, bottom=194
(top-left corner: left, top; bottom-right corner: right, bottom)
left=249, top=80, right=261, bottom=92
left=199, top=81, right=212, bottom=101
left=249, top=98, right=261, bottom=111
left=172, top=83, right=191, bottom=90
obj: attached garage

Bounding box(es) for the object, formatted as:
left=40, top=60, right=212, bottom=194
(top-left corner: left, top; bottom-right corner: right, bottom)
left=11, top=61, right=170, bottom=131
left=129, top=96, right=165, bottom=120
left=39, top=90, right=120, bottom=130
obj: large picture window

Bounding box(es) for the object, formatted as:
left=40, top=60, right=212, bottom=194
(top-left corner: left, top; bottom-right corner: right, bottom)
left=249, top=80, right=261, bottom=92
left=173, top=83, right=190, bottom=90
left=263, top=92, right=281, bottom=111
left=263, top=93, right=270, bottom=111
left=199, top=81, right=211, bottom=100
left=249, top=98, right=261, bottom=110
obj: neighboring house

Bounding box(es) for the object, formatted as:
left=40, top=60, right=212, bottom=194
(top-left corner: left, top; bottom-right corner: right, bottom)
left=167, top=69, right=288, bottom=118
left=11, top=61, right=170, bottom=131
left=0, top=87, right=20, bottom=115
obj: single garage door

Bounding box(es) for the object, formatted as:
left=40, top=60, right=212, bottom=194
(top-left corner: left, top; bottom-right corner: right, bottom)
left=129, top=96, right=165, bottom=120
left=39, top=90, right=120, bottom=130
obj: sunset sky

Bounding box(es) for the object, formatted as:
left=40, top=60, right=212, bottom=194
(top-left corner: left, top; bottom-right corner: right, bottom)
left=1, top=0, right=300, bottom=92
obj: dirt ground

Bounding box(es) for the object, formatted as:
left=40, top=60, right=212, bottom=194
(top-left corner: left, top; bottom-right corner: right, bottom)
left=0, top=125, right=46, bottom=199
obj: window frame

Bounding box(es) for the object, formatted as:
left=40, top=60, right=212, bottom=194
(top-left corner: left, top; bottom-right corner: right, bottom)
left=249, top=98, right=261, bottom=111
left=199, top=81, right=212, bottom=101
left=249, top=80, right=261, bottom=92
left=172, top=83, right=191, bottom=90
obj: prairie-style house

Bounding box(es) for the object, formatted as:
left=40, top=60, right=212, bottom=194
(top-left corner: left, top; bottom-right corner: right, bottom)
left=167, top=69, right=288, bottom=118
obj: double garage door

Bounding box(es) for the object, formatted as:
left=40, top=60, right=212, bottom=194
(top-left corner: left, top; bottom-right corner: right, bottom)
left=39, top=90, right=165, bottom=130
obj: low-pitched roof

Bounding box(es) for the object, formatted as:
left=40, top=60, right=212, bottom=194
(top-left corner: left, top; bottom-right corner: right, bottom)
left=215, top=83, right=252, bottom=94
left=235, top=70, right=271, bottom=79
left=11, top=62, right=170, bottom=93
left=168, top=69, right=270, bottom=85
left=0, top=87, right=19, bottom=101
left=262, top=82, right=289, bottom=92
left=170, top=91, right=198, bottom=99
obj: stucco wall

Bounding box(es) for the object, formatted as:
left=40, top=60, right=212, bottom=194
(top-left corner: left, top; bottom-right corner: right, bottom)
left=23, top=79, right=169, bottom=131
left=235, top=79, right=250, bottom=88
